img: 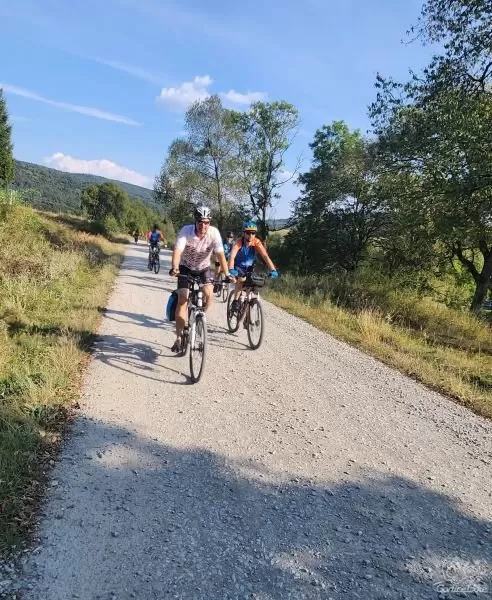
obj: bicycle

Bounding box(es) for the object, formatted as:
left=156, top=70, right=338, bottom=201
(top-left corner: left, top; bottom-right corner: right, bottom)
left=213, top=273, right=230, bottom=303
left=173, top=274, right=209, bottom=383
left=226, top=271, right=268, bottom=350
left=148, top=245, right=160, bottom=274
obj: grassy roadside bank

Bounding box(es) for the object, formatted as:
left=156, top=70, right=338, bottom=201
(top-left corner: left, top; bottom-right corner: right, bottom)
left=0, top=205, right=124, bottom=552
left=264, top=279, right=492, bottom=420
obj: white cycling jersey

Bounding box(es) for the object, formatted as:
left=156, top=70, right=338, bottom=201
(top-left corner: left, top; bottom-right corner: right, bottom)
left=175, top=224, right=224, bottom=271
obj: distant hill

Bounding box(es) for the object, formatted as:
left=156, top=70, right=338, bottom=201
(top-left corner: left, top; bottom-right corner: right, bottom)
left=12, top=160, right=155, bottom=213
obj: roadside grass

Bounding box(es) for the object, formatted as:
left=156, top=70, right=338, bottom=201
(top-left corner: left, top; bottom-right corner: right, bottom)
left=0, top=204, right=124, bottom=552
left=264, top=275, right=492, bottom=419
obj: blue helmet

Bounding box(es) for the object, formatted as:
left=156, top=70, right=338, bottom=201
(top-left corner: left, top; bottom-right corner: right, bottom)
left=242, top=221, right=257, bottom=232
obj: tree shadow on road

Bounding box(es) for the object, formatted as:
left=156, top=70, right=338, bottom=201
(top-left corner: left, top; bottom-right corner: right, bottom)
left=91, top=334, right=190, bottom=385
left=99, top=308, right=173, bottom=330
left=25, top=420, right=492, bottom=600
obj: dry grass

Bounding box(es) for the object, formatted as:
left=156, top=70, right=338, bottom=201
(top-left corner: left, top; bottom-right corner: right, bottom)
left=264, top=288, right=492, bottom=419
left=0, top=205, right=123, bottom=552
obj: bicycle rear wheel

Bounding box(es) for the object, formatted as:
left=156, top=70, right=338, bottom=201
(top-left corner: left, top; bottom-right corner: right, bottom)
left=226, top=291, right=241, bottom=332
left=246, top=298, right=264, bottom=349
left=154, top=256, right=160, bottom=274
left=189, top=314, right=207, bottom=383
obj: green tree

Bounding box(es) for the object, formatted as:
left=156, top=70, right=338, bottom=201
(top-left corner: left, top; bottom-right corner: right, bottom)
left=370, top=0, right=492, bottom=311
left=166, top=95, right=238, bottom=230
left=290, top=121, right=385, bottom=273
left=0, top=89, right=15, bottom=188
left=81, top=182, right=128, bottom=224
left=231, top=101, right=299, bottom=239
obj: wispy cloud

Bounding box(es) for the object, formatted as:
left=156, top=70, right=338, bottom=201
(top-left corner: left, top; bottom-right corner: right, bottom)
left=44, top=152, right=152, bottom=187
left=86, top=56, right=165, bottom=86
left=220, top=90, right=267, bottom=105
left=1, top=83, right=141, bottom=126
left=157, top=76, right=268, bottom=112
left=157, top=75, right=212, bottom=111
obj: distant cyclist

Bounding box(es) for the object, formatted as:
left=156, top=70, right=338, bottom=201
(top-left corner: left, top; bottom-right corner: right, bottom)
left=169, top=206, right=234, bottom=353
left=147, top=224, right=162, bottom=268
left=214, top=230, right=235, bottom=292
left=228, top=221, right=278, bottom=313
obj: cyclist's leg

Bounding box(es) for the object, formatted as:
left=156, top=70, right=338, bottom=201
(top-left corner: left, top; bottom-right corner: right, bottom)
left=172, top=267, right=190, bottom=350
left=201, top=268, right=214, bottom=312
left=214, top=261, right=222, bottom=280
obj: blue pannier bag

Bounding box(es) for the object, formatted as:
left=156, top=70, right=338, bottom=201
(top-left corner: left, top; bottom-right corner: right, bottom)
left=166, top=290, right=178, bottom=321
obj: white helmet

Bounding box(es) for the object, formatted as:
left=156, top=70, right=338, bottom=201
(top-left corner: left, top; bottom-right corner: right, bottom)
left=194, top=205, right=211, bottom=221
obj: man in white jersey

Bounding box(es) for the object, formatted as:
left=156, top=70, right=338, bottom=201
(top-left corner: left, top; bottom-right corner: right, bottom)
left=169, top=205, right=233, bottom=352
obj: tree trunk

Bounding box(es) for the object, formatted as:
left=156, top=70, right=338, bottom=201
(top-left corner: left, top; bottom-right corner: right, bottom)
left=470, top=249, right=492, bottom=312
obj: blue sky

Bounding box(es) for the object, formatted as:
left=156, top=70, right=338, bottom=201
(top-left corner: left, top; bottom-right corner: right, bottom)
left=1, top=0, right=437, bottom=218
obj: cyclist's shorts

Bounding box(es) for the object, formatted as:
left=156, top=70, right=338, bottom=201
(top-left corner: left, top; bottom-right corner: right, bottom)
left=177, top=264, right=213, bottom=290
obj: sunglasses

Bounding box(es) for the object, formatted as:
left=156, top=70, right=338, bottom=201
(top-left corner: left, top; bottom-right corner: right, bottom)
left=197, top=220, right=211, bottom=226
left=244, top=231, right=256, bottom=235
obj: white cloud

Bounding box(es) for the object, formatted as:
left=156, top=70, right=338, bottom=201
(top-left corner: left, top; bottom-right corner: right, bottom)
left=44, top=153, right=152, bottom=187
left=157, top=75, right=212, bottom=111
left=1, top=83, right=141, bottom=126
left=220, top=90, right=267, bottom=105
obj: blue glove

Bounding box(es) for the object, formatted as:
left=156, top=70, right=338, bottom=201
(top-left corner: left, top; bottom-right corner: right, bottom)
left=269, top=270, right=279, bottom=278
left=229, top=268, right=239, bottom=277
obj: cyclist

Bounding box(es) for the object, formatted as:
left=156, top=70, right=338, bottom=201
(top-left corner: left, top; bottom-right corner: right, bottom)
left=228, top=221, right=279, bottom=314
left=169, top=206, right=234, bottom=353
left=147, top=224, right=163, bottom=267
left=213, top=230, right=235, bottom=292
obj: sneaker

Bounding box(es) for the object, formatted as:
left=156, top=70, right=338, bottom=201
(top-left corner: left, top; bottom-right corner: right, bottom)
left=231, top=299, right=240, bottom=313
left=171, top=339, right=182, bottom=353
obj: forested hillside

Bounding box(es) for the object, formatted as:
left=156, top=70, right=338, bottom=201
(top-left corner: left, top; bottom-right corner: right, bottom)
left=12, top=160, right=154, bottom=212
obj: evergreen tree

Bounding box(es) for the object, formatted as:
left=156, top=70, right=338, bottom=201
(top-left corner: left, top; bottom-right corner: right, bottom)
left=0, top=89, right=15, bottom=187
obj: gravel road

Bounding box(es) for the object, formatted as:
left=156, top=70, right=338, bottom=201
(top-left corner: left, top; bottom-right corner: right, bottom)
left=5, top=244, right=492, bottom=599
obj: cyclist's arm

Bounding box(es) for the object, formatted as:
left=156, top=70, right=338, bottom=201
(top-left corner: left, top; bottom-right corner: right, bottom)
left=171, top=247, right=182, bottom=272
left=172, top=228, right=188, bottom=271
left=228, top=241, right=241, bottom=270
left=256, top=241, right=276, bottom=271
left=215, top=251, right=231, bottom=277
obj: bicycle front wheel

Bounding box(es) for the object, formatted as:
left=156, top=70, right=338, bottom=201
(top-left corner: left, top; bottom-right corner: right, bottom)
left=154, top=256, right=160, bottom=274
left=247, top=298, right=264, bottom=349
left=189, top=314, right=207, bottom=383
left=221, top=280, right=228, bottom=303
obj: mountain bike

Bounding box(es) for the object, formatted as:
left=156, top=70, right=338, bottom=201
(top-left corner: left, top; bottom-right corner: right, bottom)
left=226, top=271, right=268, bottom=350
left=174, top=274, right=209, bottom=383
left=213, top=273, right=230, bottom=303
left=148, top=245, right=160, bottom=274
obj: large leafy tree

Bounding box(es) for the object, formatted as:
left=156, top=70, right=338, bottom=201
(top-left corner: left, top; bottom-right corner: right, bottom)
left=81, top=182, right=128, bottom=224
left=0, top=89, right=14, bottom=188
left=231, top=101, right=299, bottom=239
left=165, top=95, right=239, bottom=231
left=289, top=121, right=385, bottom=273
left=370, top=0, right=492, bottom=311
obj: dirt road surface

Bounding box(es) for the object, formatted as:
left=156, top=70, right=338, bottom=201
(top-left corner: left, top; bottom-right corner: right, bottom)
left=10, top=245, right=492, bottom=599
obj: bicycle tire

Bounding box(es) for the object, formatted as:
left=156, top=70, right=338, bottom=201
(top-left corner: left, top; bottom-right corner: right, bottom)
left=221, top=280, right=228, bottom=303
left=189, top=314, right=207, bottom=383
left=154, top=256, right=160, bottom=274
left=246, top=298, right=264, bottom=350
left=226, top=290, right=241, bottom=333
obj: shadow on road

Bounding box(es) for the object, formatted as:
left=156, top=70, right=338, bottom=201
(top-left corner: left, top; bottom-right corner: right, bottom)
left=27, top=420, right=492, bottom=599
left=91, top=334, right=190, bottom=385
